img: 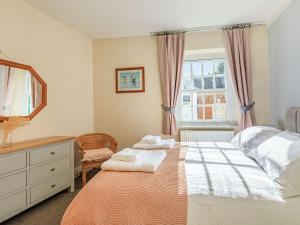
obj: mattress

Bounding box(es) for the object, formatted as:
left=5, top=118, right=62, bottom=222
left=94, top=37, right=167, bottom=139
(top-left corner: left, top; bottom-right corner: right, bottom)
left=185, top=142, right=300, bottom=225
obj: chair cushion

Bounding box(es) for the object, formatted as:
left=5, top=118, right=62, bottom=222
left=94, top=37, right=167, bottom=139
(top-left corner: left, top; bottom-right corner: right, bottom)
left=82, top=148, right=114, bottom=162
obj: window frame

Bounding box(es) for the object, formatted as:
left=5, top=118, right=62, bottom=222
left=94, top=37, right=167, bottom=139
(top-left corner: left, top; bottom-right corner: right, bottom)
left=180, top=58, right=228, bottom=123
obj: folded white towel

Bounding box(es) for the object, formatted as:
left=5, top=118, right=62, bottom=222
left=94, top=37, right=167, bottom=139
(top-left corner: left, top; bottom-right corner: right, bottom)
left=140, top=135, right=162, bottom=144
left=133, top=139, right=176, bottom=149
left=101, top=150, right=167, bottom=173
left=111, top=148, right=143, bottom=162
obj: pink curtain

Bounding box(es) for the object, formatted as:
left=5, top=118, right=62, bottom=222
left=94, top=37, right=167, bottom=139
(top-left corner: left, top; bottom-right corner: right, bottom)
left=157, top=33, right=185, bottom=135
left=224, top=25, right=255, bottom=130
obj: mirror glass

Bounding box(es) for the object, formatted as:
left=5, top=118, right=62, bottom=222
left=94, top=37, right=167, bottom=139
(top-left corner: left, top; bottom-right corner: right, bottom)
left=0, top=60, right=46, bottom=120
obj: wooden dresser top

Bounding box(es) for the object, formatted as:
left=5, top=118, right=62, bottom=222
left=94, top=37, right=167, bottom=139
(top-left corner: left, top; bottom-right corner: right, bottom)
left=0, top=136, right=75, bottom=155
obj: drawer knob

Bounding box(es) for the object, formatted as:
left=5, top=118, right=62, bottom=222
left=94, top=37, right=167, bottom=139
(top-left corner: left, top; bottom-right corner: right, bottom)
left=51, top=184, right=56, bottom=188
left=50, top=152, right=56, bottom=155
left=50, top=168, right=56, bottom=172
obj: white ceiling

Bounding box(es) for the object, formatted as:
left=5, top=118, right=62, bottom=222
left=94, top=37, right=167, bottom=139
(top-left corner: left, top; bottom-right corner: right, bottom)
left=25, top=0, right=287, bottom=39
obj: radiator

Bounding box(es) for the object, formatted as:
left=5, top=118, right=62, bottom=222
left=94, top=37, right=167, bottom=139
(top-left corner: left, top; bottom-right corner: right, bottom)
left=180, top=130, right=234, bottom=142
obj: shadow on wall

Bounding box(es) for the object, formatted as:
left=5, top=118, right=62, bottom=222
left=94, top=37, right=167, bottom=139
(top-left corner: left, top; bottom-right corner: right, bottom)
left=74, top=142, right=81, bottom=170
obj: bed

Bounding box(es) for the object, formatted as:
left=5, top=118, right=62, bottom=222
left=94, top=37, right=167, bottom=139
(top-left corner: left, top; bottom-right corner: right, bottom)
left=61, top=110, right=300, bottom=225
left=185, top=142, right=300, bottom=225
left=61, top=142, right=300, bottom=225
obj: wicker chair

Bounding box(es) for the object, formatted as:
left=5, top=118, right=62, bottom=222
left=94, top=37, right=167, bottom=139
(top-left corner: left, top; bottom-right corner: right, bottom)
left=76, top=133, right=118, bottom=186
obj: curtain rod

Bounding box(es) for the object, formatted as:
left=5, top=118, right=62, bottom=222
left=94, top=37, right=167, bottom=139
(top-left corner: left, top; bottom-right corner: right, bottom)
left=151, top=21, right=266, bottom=35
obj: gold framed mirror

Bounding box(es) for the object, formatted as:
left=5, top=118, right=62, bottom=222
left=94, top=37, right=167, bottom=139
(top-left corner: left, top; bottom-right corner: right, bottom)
left=0, top=59, right=47, bottom=122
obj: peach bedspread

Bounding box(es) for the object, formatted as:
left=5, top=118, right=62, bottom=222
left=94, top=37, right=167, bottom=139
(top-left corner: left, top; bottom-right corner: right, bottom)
left=61, top=149, right=187, bottom=225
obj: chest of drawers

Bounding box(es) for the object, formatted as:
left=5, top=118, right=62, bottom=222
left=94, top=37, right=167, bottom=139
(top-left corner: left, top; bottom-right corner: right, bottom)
left=0, top=136, right=74, bottom=223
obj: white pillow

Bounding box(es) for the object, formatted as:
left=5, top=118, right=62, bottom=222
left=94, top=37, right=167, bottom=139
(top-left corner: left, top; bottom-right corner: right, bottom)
left=231, top=126, right=281, bottom=154
left=249, top=131, right=300, bottom=198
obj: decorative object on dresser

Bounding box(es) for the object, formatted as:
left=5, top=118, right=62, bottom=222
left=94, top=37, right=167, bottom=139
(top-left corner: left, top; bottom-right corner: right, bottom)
left=76, top=133, right=118, bottom=186
left=0, top=136, right=75, bottom=223
left=115, top=67, right=145, bottom=93
left=0, top=117, right=29, bottom=146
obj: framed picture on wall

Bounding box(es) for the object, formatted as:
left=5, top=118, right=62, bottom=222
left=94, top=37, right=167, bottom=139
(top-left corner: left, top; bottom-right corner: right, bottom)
left=116, top=67, right=145, bottom=93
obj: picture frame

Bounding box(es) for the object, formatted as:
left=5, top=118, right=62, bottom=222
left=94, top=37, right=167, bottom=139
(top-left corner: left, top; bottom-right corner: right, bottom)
left=115, top=67, right=145, bottom=93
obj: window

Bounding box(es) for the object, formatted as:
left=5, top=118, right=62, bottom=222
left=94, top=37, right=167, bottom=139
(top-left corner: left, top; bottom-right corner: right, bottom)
left=181, top=59, right=228, bottom=122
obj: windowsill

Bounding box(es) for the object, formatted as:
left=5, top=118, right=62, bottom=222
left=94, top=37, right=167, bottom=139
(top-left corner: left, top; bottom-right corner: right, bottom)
left=178, top=121, right=237, bottom=131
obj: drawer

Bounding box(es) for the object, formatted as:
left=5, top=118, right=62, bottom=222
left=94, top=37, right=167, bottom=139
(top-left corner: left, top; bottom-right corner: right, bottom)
left=0, top=171, right=27, bottom=197
left=0, top=152, right=27, bottom=175
left=30, top=172, right=70, bottom=203
left=0, top=190, right=27, bottom=219
left=30, top=142, right=70, bottom=165
left=29, top=157, right=70, bottom=184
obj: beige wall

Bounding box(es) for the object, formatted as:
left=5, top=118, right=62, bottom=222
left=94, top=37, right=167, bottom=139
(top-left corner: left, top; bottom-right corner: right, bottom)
left=93, top=36, right=162, bottom=149
left=251, top=27, right=271, bottom=125
left=93, top=26, right=271, bottom=149
left=0, top=0, right=94, bottom=168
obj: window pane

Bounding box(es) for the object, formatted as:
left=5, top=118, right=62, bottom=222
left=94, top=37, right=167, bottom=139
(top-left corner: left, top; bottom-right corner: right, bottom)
left=204, top=94, right=214, bottom=104
left=203, top=60, right=214, bottom=76
left=215, top=76, right=225, bottom=89
left=197, top=107, right=204, bottom=120
left=192, top=62, right=202, bottom=76
left=215, top=106, right=226, bottom=119
left=193, top=77, right=202, bottom=90
left=214, top=60, right=225, bottom=74
left=182, top=106, right=192, bottom=121
left=216, top=93, right=226, bottom=103
left=205, top=106, right=213, bottom=120
left=204, top=77, right=213, bottom=89
left=182, top=93, right=192, bottom=106
left=215, top=93, right=226, bottom=119
left=182, top=92, right=192, bottom=121
left=183, top=63, right=191, bottom=77
left=182, top=78, right=192, bottom=90
left=197, top=93, right=203, bottom=105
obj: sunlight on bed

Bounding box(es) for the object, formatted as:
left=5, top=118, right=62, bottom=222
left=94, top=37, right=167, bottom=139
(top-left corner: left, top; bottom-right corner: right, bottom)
left=184, top=142, right=283, bottom=202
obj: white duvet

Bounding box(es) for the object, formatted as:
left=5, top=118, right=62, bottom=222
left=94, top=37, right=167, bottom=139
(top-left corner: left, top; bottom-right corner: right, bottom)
left=184, top=142, right=300, bottom=225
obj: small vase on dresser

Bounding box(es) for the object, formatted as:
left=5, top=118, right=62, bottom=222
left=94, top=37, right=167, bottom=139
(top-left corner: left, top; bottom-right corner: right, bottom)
left=0, top=136, right=75, bottom=223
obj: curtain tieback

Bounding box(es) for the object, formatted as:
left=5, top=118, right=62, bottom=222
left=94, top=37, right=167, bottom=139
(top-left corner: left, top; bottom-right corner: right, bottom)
left=161, top=105, right=175, bottom=114
left=240, top=102, right=255, bottom=113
